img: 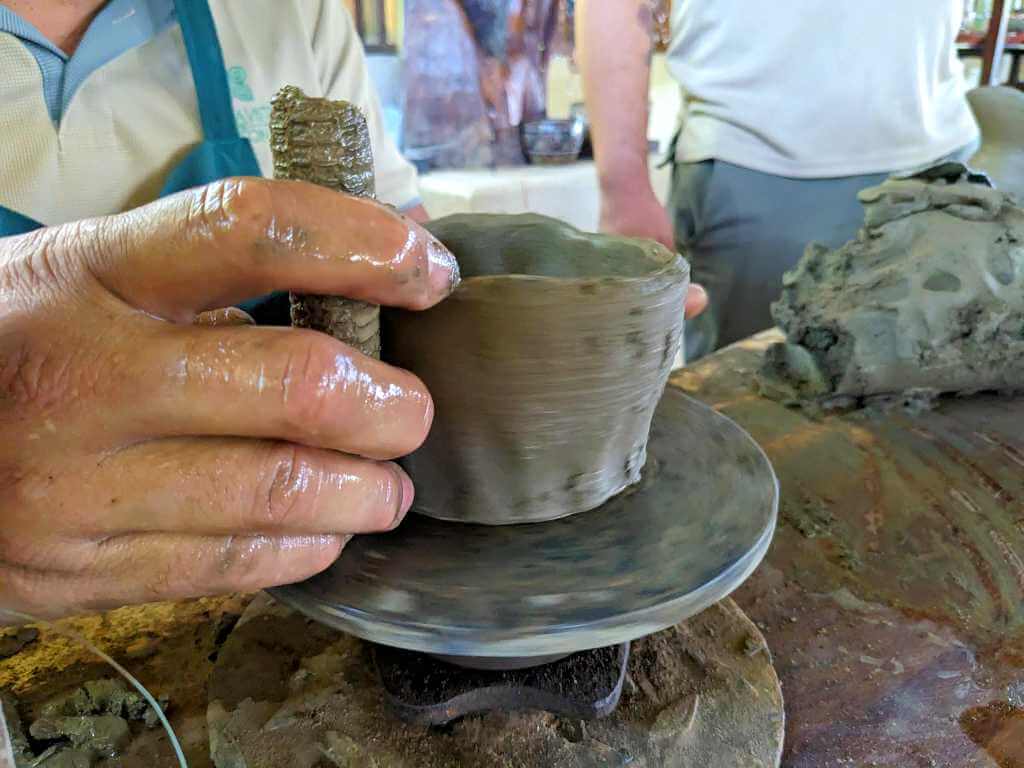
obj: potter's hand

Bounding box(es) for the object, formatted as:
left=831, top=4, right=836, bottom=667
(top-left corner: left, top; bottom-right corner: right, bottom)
left=600, top=189, right=708, bottom=320
left=0, top=178, right=459, bottom=622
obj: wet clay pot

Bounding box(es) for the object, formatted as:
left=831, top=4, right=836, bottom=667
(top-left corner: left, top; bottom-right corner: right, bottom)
left=383, top=214, right=689, bottom=524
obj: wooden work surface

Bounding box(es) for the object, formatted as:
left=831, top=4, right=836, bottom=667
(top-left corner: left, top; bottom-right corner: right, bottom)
left=2, top=330, right=1023, bottom=767
left=672, top=330, right=1024, bottom=768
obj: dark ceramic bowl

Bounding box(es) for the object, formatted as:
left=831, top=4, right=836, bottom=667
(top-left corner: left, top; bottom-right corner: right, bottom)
left=382, top=214, right=689, bottom=525
left=520, top=118, right=585, bottom=165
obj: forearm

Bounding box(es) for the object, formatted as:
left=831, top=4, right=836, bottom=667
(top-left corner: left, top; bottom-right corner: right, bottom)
left=576, top=0, right=657, bottom=199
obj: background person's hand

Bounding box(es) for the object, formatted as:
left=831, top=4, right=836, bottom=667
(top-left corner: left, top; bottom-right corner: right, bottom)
left=0, top=178, right=460, bottom=623
left=599, top=186, right=676, bottom=252
left=600, top=187, right=708, bottom=320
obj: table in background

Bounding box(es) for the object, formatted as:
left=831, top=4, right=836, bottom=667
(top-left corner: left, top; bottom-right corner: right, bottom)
left=419, top=160, right=673, bottom=232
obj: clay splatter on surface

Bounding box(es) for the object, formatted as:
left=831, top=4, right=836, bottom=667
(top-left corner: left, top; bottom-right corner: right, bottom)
left=759, top=165, right=1024, bottom=407
left=206, top=595, right=783, bottom=768
left=0, top=598, right=249, bottom=768
left=676, top=332, right=1024, bottom=767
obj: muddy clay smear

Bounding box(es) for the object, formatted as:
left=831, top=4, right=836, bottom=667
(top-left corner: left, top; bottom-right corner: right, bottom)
left=3, top=679, right=169, bottom=767
left=384, top=213, right=689, bottom=524
left=270, top=85, right=382, bottom=359
left=758, top=164, right=1024, bottom=407
left=207, top=595, right=783, bottom=768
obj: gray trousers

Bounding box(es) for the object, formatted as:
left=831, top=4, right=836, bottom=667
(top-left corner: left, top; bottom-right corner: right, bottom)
left=671, top=161, right=887, bottom=360
left=670, top=144, right=977, bottom=361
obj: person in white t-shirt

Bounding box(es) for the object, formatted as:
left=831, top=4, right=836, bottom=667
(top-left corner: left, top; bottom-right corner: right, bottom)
left=577, top=0, right=981, bottom=359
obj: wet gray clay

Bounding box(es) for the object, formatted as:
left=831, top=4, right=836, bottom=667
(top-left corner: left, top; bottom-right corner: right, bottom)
left=759, top=165, right=1024, bottom=402
left=382, top=214, right=689, bottom=524
left=270, top=86, right=381, bottom=358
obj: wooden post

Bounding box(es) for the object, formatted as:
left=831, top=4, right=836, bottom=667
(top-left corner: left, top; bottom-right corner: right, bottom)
left=981, top=0, right=1012, bottom=86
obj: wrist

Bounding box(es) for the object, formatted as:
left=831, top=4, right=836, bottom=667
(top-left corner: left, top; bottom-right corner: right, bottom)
left=599, top=173, right=658, bottom=208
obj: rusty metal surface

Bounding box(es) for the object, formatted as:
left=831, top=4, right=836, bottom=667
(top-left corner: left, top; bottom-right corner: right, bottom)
left=673, top=330, right=1024, bottom=768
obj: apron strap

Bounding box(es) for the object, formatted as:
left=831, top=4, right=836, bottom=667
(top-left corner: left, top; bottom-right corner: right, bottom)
left=174, top=0, right=240, bottom=141
left=0, top=206, right=43, bottom=236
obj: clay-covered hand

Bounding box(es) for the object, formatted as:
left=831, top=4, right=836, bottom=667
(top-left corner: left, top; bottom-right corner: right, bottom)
left=599, top=188, right=707, bottom=319
left=0, top=178, right=459, bottom=623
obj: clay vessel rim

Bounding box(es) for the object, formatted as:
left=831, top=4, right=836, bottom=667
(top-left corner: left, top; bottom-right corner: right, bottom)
left=450, top=255, right=690, bottom=290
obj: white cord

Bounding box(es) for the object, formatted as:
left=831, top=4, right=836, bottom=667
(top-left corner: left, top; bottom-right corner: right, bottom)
left=0, top=706, right=15, bottom=768
left=1, top=612, right=188, bottom=768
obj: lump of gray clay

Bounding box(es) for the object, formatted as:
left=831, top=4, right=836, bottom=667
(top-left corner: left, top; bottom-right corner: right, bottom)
left=759, top=165, right=1024, bottom=402
left=39, top=678, right=164, bottom=726
left=383, top=213, right=689, bottom=525
left=30, top=715, right=130, bottom=759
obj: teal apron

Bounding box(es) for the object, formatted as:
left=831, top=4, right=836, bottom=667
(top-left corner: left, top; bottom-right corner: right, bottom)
left=0, top=0, right=289, bottom=324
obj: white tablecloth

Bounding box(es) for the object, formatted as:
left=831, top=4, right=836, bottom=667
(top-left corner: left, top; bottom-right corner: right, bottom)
left=419, top=160, right=673, bottom=232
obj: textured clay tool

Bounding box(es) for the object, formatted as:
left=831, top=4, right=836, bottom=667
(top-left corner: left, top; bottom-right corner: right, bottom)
left=269, top=85, right=381, bottom=358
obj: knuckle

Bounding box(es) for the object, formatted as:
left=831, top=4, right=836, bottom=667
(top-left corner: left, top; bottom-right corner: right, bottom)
left=278, top=335, right=346, bottom=435
left=219, top=536, right=267, bottom=584
left=0, top=326, right=107, bottom=414
left=186, top=177, right=277, bottom=255
left=0, top=338, right=71, bottom=411
left=256, top=444, right=319, bottom=529
left=0, top=229, right=79, bottom=304
left=209, top=535, right=285, bottom=593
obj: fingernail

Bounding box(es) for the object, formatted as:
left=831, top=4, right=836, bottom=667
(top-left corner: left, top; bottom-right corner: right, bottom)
left=392, top=464, right=415, bottom=526
left=194, top=307, right=256, bottom=327
left=685, top=283, right=708, bottom=319
left=427, top=239, right=461, bottom=298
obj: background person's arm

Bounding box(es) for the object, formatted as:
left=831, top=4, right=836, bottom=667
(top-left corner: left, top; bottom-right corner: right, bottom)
left=403, top=204, right=430, bottom=224
left=576, top=0, right=674, bottom=250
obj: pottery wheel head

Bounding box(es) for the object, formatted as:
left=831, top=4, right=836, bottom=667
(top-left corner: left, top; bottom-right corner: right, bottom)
left=271, top=389, right=778, bottom=658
